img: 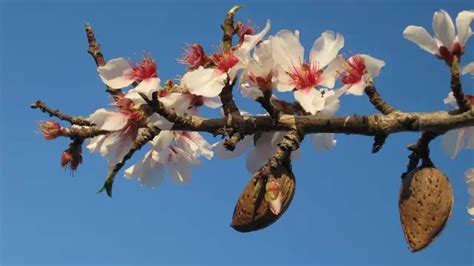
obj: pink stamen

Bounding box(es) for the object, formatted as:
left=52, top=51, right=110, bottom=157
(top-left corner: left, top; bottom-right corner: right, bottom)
left=289, top=63, right=322, bottom=91
left=339, top=55, right=366, bottom=85
left=180, top=44, right=209, bottom=69
left=211, top=52, right=239, bottom=74
left=129, top=55, right=158, bottom=81
left=237, top=22, right=254, bottom=44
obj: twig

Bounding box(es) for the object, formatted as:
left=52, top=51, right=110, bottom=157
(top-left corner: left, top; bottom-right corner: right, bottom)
left=84, top=23, right=123, bottom=98
left=31, top=100, right=93, bottom=126
left=98, top=125, right=161, bottom=197
left=450, top=57, right=471, bottom=112
left=61, top=127, right=108, bottom=139
left=256, top=89, right=280, bottom=121
left=364, top=81, right=397, bottom=115
left=401, top=131, right=439, bottom=179
left=219, top=7, right=245, bottom=151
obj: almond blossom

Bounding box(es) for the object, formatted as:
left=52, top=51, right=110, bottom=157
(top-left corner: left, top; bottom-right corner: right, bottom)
left=403, top=10, right=474, bottom=65
left=124, top=130, right=213, bottom=188
left=270, top=30, right=345, bottom=114
left=97, top=55, right=161, bottom=103
left=240, top=39, right=276, bottom=99
left=86, top=97, right=172, bottom=165
left=159, top=89, right=222, bottom=115
left=441, top=92, right=474, bottom=159
left=338, top=54, right=385, bottom=96
left=181, top=20, right=271, bottom=98
left=464, top=168, right=474, bottom=217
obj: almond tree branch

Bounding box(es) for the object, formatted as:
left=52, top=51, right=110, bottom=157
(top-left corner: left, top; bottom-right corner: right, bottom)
left=31, top=100, right=93, bottom=126
left=84, top=23, right=123, bottom=98
left=451, top=58, right=471, bottom=112
left=401, top=131, right=439, bottom=179
left=219, top=7, right=245, bottom=151
left=61, top=127, right=109, bottom=139
left=256, top=89, right=281, bottom=120
left=98, top=125, right=161, bottom=197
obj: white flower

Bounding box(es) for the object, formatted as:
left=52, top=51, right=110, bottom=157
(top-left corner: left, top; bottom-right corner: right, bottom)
left=403, top=10, right=474, bottom=65
left=464, top=168, right=474, bottom=216
left=97, top=56, right=161, bottom=104
left=338, top=54, right=385, bottom=96
left=86, top=98, right=171, bottom=164
left=159, top=91, right=222, bottom=115
left=240, top=40, right=276, bottom=99
left=125, top=130, right=213, bottom=188
left=181, top=20, right=271, bottom=98
left=270, top=30, right=345, bottom=114
left=441, top=92, right=474, bottom=159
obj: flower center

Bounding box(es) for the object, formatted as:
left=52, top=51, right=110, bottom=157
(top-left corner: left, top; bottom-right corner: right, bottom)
left=288, top=63, right=322, bottom=90
left=340, top=55, right=366, bottom=85
left=180, top=44, right=208, bottom=69
left=212, top=52, right=239, bottom=73
left=130, top=56, right=157, bottom=81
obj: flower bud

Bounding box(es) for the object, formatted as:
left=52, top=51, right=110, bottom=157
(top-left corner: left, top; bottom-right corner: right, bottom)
left=39, top=121, right=62, bottom=140
left=61, top=144, right=82, bottom=171
left=399, top=167, right=453, bottom=252
left=231, top=165, right=296, bottom=232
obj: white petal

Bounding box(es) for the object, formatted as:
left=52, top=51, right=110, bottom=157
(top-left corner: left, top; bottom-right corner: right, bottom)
left=86, top=135, right=107, bottom=154
left=310, top=31, right=344, bottom=68
left=182, top=67, right=227, bottom=97
left=125, top=77, right=161, bottom=105
left=442, top=128, right=467, bottom=159
left=321, top=89, right=341, bottom=115
left=319, top=56, right=345, bottom=88
left=168, top=156, right=192, bottom=184
left=241, top=82, right=264, bottom=99
left=203, top=96, right=222, bottom=109
left=239, top=19, right=271, bottom=53
left=456, top=10, right=474, bottom=46
left=213, top=135, right=253, bottom=159
left=124, top=151, right=165, bottom=188
left=464, top=168, right=474, bottom=216
left=294, top=89, right=324, bottom=115
left=433, top=10, right=456, bottom=48
left=275, top=71, right=295, bottom=92
left=151, top=130, right=174, bottom=151
left=462, top=61, right=474, bottom=75
left=466, top=127, right=474, bottom=149
left=271, top=30, right=304, bottom=69
left=148, top=113, right=173, bottom=130
left=443, top=92, right=458, bottom=108
left=89, top=109, right=128, bottom=131
left=246, top=149, right=265, bottom=173
left=345, top=79, right=366, bottom=96
left=311, top=133, right=337, bottom=150
left=359, top=54, right=385, bottom=78
left=159, top=92, right=192, bottom=114
left=97, top=58, right=134, bottom=89
left=403, top=26, right=439, bottom=54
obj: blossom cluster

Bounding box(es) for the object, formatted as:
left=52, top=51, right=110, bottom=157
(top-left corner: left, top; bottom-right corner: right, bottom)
left=38, top=9, right=474, bottom=217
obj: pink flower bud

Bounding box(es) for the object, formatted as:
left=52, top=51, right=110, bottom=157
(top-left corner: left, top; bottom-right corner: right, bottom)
left=61, top=144, right=82, bottom=171
left=39, top=121, right=62, bottom=140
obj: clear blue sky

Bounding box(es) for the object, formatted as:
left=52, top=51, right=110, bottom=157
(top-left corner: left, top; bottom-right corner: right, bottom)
left=1, top=0, right=473, bottom=265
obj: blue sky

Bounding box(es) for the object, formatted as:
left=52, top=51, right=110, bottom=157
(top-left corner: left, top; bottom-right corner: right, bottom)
left=1, top=0, right=473, bottom=265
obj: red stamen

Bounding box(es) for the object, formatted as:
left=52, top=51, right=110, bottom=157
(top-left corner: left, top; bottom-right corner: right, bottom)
left=129, top=55, right=158, bottom=81
left=289, top=63, right=322, bottom=90
left=340, top=55, right=366, bottom=85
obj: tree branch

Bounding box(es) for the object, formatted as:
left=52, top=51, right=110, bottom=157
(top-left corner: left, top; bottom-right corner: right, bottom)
left=31, top=100, right=93, bottom=126
left=450, top=57, right=471, bottom=112
left=401, top=131, right=439, bottom=179
left=84, top=23, right=123, bottom=98
left=98, top=125, right=161, bottom=197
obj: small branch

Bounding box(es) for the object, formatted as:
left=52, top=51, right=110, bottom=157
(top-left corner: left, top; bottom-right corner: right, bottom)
left=364, top=81, right=397, bottom=115
left=31, top=100, right=93, bottom=126
left=62, top=127, right=108, bottom=139
left=256, top=89, right=281, bottom=120
left=84, top=23, right=123, bottom=98
left=450, top=57, right=471, bottom=112
left=98, top=125, right=161, bottom=197
left=401, top=131, right=439, bottom=179
left=372, top=134, right=388, bottom=153
left=222, top=5, right=242, bottom=52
